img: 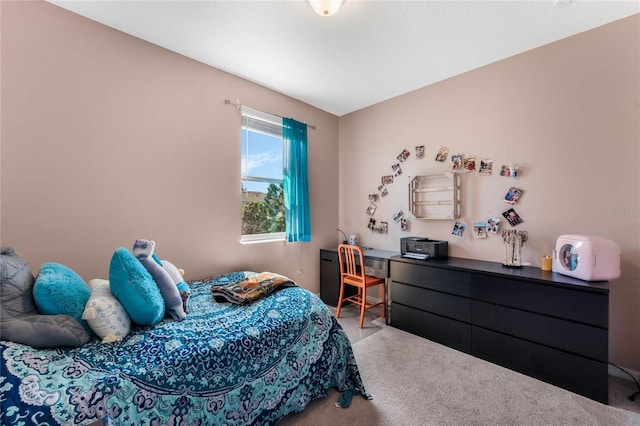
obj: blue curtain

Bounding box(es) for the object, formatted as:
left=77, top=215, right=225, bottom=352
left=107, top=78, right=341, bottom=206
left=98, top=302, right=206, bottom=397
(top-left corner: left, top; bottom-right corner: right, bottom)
left=283, top=117, right=311, bottom=242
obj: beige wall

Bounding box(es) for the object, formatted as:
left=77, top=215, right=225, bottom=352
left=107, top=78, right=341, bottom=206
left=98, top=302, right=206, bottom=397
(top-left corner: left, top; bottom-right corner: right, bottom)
left=1, top=1, right=339, bottom=293
left=339, top=15, right=640, bottom=370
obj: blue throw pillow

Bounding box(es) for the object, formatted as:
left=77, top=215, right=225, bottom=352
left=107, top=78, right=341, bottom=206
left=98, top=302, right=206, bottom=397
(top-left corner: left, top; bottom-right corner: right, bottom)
left=109, top=247, right=164, bottom=325
left=33, top=262, right=92, bottom=332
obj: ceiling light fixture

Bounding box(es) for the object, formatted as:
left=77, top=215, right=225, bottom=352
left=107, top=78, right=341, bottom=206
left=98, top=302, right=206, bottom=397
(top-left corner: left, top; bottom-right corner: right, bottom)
left=309, top=0, right=344, bottom=17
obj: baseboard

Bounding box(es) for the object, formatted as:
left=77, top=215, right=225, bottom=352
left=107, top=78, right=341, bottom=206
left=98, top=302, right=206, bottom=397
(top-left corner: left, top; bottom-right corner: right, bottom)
left=609, top=363, right=640, bottom=383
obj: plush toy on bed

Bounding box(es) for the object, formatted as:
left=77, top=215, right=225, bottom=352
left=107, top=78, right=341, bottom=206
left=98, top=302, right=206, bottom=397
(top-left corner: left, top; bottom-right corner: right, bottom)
left=132, top=239, right=186, bottom=321
left=0, top=247, right=91, bottom=348
left=153, top=255, right=190, bottom=314
left=82, top=278, right=131, bottom=343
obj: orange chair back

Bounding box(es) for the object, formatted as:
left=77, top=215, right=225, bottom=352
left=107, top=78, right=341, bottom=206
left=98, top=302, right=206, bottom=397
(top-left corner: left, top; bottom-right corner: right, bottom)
left=338, top=244, right=366, bottom=287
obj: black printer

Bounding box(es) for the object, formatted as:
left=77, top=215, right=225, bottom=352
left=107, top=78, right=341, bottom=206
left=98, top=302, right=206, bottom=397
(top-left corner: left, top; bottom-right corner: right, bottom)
left=401, top=237, right=448, bottom=260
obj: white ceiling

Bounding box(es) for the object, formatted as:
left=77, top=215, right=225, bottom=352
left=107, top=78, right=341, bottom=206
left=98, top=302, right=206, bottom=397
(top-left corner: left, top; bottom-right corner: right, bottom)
left=49, top=1, right=639, bottom=116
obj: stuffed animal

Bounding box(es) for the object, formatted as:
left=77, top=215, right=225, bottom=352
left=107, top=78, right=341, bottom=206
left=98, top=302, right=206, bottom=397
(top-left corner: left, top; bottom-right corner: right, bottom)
left=161, top=259, right=190, bottom=314
left=0, top=247, right=90, bottom=348
left=132, top=240, right=186, bottom=321
left=150, top=253, right=190, bottom=314
left=82, top=279, right=131, bottom=343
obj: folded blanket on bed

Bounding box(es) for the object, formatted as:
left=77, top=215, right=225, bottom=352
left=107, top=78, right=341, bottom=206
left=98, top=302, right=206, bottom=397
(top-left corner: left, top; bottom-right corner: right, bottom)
left=211, top=272, right=296, bottom=304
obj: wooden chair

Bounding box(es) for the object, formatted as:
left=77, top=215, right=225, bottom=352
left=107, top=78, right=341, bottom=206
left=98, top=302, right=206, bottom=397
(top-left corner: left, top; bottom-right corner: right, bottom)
left=336, top=244, right=386, bottom=328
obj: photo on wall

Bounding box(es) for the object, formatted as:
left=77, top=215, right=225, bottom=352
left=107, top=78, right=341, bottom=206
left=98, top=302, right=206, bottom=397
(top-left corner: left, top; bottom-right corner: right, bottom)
left=397, top=149, right=411, bottom=162
left=504, top=187, right=523, bottom=204
left=479, top=159, right=493, bottom=174
left=451, top=154, right=462, bottom=171
left=451, top=221, right=467, bottom=237
left=500, top=164, right=519, bottom=178
left=502, top=208, right=523, bottom=226
left=473, top=222, right=488, bottom=238
left=415, top=145, right=425, bottom=159
left=366, top=204, right=377, bottom=216
left=486, top=216, right=500, bottom=233
left=435, top=146, right=449, bottom=162
left=463, top=157, right=476, bottom=172
left=393, top=209, right=405, bottom=223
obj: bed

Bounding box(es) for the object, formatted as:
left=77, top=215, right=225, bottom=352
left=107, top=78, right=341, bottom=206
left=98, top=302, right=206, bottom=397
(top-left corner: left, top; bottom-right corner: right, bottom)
left=0, top=271, right=368, bottom=425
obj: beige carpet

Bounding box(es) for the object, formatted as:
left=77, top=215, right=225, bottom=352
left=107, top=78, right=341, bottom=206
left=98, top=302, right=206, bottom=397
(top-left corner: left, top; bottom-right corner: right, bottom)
left=279, top=313, right=640, bottom=425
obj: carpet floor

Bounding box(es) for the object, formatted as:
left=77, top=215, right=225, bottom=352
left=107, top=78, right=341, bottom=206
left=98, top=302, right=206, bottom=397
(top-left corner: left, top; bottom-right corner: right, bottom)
left=278, top=305, right=640, bottom=425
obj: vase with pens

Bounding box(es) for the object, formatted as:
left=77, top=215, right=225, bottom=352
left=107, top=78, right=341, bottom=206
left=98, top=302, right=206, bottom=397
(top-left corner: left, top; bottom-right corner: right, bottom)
left=502, top=229, right=528, bottom=267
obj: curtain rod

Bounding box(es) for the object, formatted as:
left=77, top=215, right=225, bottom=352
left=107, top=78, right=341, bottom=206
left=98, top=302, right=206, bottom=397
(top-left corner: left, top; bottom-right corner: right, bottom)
left=224, top=99, right=316, bottom=130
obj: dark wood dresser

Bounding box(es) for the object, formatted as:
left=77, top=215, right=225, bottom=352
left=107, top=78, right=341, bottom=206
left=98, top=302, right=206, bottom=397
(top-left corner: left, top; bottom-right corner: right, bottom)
left=389, top=255, right=609, bottom=403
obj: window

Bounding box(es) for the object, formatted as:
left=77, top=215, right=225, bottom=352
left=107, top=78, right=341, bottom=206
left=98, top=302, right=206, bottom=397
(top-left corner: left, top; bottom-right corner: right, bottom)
left=241, top=106, right=286, bottom=243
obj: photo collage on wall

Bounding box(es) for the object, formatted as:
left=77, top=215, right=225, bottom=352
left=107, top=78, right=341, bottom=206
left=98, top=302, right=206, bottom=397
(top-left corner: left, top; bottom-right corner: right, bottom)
left=366, top=147, right=419, bottom=234
left=364, top=143, right=527, bottom=240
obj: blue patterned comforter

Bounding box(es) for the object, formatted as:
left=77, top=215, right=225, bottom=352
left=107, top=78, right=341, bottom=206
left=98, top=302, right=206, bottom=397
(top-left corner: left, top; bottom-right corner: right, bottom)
left=0, top=272, right=367, bottom=425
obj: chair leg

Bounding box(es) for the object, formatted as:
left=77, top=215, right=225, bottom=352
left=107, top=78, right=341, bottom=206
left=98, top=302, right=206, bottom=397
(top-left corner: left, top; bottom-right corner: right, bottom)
left=336, top=281, right=345, bottom=319
left=359, top=286, right=367, bottom=328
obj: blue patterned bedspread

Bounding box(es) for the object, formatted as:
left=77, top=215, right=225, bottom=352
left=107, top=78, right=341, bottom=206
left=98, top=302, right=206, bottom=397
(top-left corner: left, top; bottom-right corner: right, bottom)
left=0, top=272, right=367, bottom=425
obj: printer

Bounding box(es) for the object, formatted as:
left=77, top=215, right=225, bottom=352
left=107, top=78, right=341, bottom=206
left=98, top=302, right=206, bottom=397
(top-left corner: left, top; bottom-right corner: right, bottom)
left=401, top=237, right=448, bottom=260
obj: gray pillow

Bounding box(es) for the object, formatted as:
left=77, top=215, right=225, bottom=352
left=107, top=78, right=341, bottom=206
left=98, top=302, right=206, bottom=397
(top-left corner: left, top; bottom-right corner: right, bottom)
left=0, top=247, right=90, bottom=348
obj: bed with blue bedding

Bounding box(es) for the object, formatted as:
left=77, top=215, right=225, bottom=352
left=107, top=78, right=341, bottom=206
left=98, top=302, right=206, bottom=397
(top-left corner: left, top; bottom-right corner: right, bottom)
left=0, top=271, right=368, bottom=425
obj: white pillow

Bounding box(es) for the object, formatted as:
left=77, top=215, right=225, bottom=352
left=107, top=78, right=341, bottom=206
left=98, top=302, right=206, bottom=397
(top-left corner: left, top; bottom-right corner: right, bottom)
left=82, top=279, right=131, bottom=343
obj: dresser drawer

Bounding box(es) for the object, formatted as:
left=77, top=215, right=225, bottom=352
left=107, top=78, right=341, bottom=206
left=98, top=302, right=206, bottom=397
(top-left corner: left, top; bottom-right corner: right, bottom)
left=391, top=261, right=470, bottom=297
left=472, top=326, right=608, bottom=404
left=472, top=300, right=607, bottom=361
left=471, top=274, right=608, bottom=328
left=391, top=302, right=471, bottom=353
left=393, top=282, right=470, bottom=322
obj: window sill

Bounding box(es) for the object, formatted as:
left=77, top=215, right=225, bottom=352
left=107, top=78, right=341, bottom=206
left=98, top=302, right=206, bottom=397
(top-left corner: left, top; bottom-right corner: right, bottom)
left=241, top=232, right=286, bottom=244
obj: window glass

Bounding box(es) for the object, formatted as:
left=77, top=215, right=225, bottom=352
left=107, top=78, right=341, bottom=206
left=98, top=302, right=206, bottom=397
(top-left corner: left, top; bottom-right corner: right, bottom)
left=241, top=116, right=285, bottom=242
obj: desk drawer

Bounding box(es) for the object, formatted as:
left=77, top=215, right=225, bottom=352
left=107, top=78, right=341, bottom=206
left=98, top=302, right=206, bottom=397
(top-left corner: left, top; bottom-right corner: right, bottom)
left=391, top=302, right=471, bottom=353
left=472, top=326, right=608, bottom=404
left=393, top=282, right=470, bottom=322
left=391, top=261, right=470, bottom=297
left=472, top=300, right=607, bottom=361
left=471, top=274, right=608, bottom=328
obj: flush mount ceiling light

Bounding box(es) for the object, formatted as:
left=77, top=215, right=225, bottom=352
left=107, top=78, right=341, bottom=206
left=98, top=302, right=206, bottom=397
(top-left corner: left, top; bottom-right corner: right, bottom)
left=309, top=0, right=344, bottom=17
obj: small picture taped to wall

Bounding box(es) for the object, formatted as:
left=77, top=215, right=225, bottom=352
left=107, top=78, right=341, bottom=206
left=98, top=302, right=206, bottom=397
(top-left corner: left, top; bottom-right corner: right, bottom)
left=401, top=218, right=408, bottom=231
left=463, top=157, right=476, bottom=172
left=397, top=149, right=411, bottom=163
left=415, top=145, right=425, bottom=159
left=479, top=159, right=493, bottom=174
left=381, top=175, right=394, bottom=185
left=368, top=193, right=378, bottom=202
left=502, top=208, right=523, bottom=226
left=486, top=216, right=500, bottom=233
left=368, top=218, right=376, bottom=229
left=500, top=164, right=519, bottom=178
left=451, top=221, right=467, bottom=238
left=392, top=209, right=405, bottom=223
left=372, top=221, right=388, bottom=234
left=378, top=184, right=388, bottom=197
left=473, top=222, right=488, bottom=239
left=366, top=204, right=377, bottom=216
left=451, top=154, right=462, bottom=171
left=435, top=146, right=449, bottom=162
left=392, top=163, right=402, bottom=177
left=504, top=187, right=523, bottom=204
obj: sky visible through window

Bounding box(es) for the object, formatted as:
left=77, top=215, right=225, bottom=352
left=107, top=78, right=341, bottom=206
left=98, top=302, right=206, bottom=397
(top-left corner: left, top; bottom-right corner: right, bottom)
left=241, top=129, right=283, bottom=193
